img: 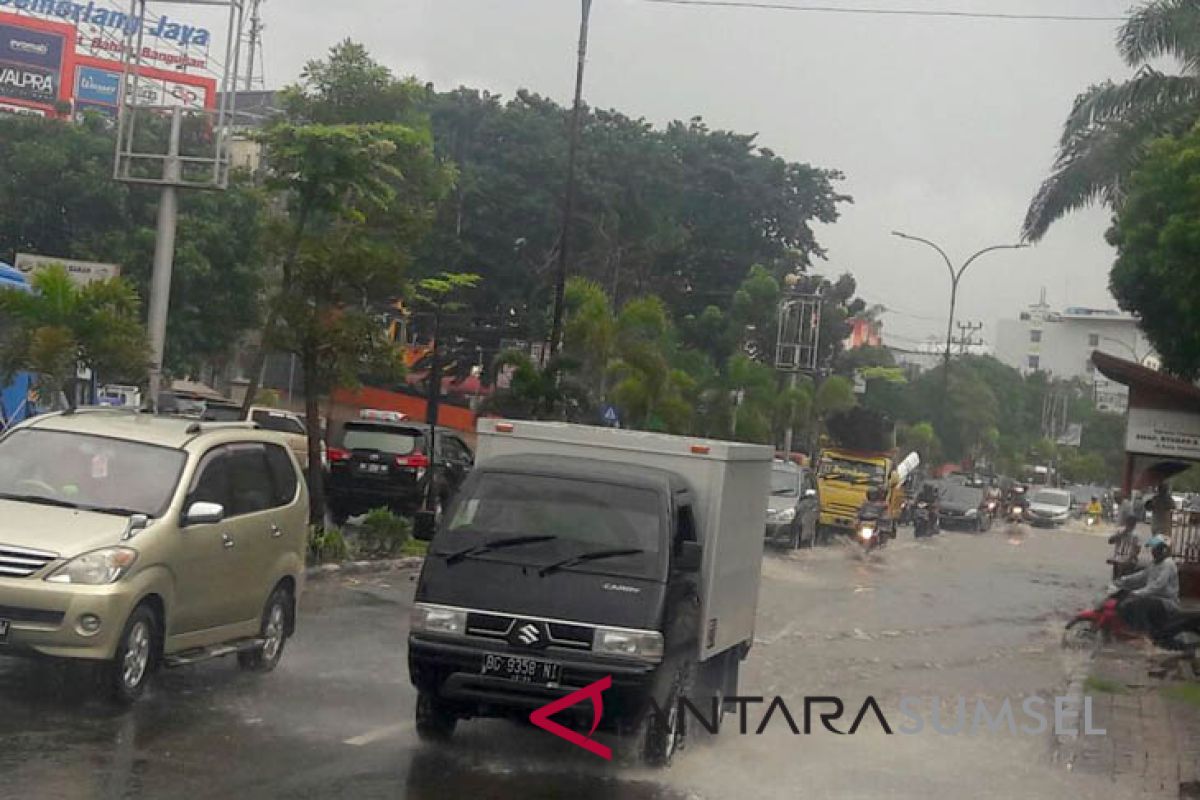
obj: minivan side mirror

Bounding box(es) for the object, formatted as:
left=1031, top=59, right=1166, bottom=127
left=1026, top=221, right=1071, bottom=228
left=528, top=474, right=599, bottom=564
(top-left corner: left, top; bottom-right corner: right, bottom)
left=184, top=501, right=225, bottom=526
left=675, top=541, right=703, bottom=573
left=414, top=510, right=437, bottom=542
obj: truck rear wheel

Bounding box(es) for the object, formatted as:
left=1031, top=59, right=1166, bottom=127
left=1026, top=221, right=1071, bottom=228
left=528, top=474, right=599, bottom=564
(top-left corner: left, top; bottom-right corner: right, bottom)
left=415, top=691, right=457, bottom=742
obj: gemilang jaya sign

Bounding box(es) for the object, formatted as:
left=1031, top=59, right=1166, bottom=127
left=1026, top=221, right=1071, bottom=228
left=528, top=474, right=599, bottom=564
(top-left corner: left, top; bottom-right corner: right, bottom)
left=0, top=0, right=211, bottom=47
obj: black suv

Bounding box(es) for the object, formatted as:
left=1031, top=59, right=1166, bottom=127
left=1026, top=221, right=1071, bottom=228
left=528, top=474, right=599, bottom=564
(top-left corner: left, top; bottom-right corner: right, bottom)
left=327, top=420, right=474, bottom=523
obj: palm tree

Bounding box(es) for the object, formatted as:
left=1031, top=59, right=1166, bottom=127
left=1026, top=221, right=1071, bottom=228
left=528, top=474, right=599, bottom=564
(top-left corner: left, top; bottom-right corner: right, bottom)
left=0, top=264, right=148, bottom=408
left=485, top=350, right=590, bottom=420
left=1023, top=0, right=1200, bottom=241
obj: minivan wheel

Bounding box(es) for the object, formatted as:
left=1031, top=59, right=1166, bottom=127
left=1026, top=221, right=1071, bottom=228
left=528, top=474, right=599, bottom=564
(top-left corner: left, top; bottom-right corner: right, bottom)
left=109, top=604, right=158, bottom=705
left=415, top=691, right=457, bottom=741
left=238, top=587, right=291, bottom=672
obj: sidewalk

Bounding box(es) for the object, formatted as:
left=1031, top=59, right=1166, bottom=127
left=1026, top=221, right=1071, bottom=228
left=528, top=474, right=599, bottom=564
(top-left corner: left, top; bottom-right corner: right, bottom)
left=1059, top=645, right=1200, bottom=799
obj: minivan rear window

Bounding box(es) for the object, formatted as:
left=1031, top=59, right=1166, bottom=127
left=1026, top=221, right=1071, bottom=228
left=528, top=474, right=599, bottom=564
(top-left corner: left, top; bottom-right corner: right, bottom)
left=342, top=424, right=421, bottom=454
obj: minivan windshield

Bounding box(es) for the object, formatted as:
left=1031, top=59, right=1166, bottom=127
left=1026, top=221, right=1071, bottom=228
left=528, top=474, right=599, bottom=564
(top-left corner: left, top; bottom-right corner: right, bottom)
left=771, top=468, right=800, bottom=496
left=445, top=472, right=662, bottom=576
left=0, top=429, right=186, bottom=517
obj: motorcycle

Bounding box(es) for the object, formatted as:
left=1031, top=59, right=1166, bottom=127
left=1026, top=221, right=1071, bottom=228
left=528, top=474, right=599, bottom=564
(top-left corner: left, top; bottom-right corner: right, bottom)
left=913, top=500, right=939, bottom=539
left=856, top=515, right=884, bottom=552
left=1064, top=586, right=1200, bottom=650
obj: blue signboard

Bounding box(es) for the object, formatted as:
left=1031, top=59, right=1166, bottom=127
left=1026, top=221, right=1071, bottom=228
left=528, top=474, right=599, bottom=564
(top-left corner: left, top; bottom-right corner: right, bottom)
left=75, top=65, right=119, bottom=108
left=0, top=23, right=63, bottom=70
left=601, top=404, right=620, bottom=427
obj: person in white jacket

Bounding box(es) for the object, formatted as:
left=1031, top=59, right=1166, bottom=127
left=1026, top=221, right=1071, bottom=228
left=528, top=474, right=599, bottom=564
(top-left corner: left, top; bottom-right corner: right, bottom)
left=1116, top=535, right=1179, bottom=637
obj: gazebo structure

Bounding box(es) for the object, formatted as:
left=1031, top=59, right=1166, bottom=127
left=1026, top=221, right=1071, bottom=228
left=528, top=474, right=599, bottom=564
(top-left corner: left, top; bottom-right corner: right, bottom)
left=1093, top=351, right=1200, bottom=592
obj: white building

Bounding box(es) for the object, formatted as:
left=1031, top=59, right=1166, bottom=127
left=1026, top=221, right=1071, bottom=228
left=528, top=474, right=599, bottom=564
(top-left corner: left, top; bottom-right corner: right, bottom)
left=994, top=296, right=1156, bottom=413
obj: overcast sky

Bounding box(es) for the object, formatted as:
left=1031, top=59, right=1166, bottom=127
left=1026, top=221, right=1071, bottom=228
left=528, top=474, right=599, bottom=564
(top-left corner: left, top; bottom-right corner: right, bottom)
left=252, top=0, right=1137, bottom=351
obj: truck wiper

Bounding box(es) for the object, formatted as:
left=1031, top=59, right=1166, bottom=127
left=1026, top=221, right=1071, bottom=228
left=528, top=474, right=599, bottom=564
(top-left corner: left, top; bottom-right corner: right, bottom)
left=538, top=548, right=645, bottom=577
left=442, top=535, right=558, bottom=565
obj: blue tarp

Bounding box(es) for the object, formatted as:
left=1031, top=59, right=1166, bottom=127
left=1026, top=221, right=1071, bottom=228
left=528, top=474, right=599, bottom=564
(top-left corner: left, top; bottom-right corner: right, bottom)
left=0, top=264, right=34, bottom=428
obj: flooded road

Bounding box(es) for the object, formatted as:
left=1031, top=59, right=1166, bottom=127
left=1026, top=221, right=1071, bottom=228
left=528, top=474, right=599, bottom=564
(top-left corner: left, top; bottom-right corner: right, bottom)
left=0, top=524, right=1139, bottom=799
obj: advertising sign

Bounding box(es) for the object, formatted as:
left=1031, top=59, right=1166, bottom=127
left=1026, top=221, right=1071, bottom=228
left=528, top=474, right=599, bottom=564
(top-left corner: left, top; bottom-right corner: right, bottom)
left=14, top=252, right=120, bottom=286
left=0, top=98, right=41, bottom=114
left=1125, top=407, right=1200, bottom=460
left=73, top=62, right=116, bottom=108
left=0, top=20, right=61, bottom=69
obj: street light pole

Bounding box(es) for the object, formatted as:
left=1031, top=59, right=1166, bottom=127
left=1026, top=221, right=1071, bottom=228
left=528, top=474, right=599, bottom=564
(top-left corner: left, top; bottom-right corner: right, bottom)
left=1099, top=336, right=1148, bottom=365
left=891, top=232, right=1028, bottom=373
left=891, top=232, right=1027, bottom=426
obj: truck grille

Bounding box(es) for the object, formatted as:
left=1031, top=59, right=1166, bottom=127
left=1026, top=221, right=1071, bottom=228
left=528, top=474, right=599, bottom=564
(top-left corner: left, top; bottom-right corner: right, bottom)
left=0, top=544, right=58, bottom=577
left=464, top=611, right=594, bottom=650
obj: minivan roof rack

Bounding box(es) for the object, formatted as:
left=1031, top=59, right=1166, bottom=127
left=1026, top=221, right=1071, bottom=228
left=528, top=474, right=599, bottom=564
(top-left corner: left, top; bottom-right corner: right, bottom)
left=184, top=420, right=260, bottom=435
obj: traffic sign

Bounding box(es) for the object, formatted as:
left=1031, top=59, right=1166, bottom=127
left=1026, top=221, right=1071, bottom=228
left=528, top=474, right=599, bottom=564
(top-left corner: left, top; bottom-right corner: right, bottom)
left=601, top=405, right=620, bottom=427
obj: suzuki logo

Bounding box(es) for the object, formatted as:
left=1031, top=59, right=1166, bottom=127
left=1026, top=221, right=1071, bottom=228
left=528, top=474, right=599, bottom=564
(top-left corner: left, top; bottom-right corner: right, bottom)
left=516, top=623, right=540, bottom=646
left=529, top=676, right=612, bottom=760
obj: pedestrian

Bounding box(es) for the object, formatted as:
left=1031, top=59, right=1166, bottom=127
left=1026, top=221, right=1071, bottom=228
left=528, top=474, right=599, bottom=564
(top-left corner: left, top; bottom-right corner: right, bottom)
left=1115, top=535, right=1179, bottom=641
left=1150, top=483, right=1176, bottom=537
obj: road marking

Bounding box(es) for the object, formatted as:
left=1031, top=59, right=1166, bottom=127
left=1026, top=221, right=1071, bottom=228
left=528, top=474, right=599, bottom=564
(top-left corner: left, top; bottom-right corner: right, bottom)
left=344, top=721, right=414, bottom=746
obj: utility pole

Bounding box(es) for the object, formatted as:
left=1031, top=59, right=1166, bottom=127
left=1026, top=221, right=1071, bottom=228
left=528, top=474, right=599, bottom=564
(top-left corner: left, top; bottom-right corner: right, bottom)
left=952, top=320, right=984, bottom=355
left=245, top=0, right=264, bottom=91
left=548, top=0, right=593, bottom=359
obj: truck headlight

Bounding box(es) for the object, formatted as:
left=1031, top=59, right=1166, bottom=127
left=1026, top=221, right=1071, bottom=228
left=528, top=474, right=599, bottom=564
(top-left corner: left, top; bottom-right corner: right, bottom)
left=45, top=547, right=138, bottom=585
left=593, top=627, right=664, bottom=662
left=769, top=507, right=796, bottom=523
left=410, top=603, right=466, bottom=635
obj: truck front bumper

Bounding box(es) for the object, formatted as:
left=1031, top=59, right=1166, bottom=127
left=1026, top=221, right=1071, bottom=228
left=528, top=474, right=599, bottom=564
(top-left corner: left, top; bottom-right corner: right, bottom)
left=408, top=634, right=659, bottom=730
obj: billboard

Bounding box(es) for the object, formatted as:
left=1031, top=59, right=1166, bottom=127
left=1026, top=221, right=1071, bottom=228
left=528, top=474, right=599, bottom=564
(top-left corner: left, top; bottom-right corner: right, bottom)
left=0, top=13, right=69, bottom=113
left=71, top=54, right=214, bottom=117
left=14, top=252, right=120, bottom=286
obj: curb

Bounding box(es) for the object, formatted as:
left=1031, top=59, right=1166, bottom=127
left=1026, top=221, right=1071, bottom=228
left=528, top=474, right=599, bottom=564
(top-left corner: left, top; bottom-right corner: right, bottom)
left=305, top=556, right=425, bottom=580
left=1052, top=643, right=1099, bottom=769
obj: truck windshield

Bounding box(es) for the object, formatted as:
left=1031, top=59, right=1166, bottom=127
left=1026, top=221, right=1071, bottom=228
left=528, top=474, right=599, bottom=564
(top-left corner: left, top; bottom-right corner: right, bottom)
left=818, top=457, right=885, bottom=484
left=447, top=472, right=662, bottom=575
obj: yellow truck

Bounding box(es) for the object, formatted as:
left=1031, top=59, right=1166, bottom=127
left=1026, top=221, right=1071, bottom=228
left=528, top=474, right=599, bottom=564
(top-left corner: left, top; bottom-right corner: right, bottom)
left=815, top=446, right=901, bottom=535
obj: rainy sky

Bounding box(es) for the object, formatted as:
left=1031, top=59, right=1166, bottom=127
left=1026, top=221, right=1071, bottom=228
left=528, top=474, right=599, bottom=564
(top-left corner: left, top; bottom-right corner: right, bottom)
left=257, top=0, right=1140, bottom=350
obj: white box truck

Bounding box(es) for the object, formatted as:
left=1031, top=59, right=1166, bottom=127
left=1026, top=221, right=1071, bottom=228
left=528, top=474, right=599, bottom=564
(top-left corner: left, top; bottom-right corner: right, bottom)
left=408, top=419, right=771, bottom=765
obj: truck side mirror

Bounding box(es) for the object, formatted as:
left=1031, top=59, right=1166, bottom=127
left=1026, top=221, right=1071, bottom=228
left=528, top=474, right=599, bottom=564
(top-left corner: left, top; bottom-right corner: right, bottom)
left=413, top=510, right=437, bottom=541
left=675, top=541, right=702, bottom=573
left=804, top=488, right=817, bottom=499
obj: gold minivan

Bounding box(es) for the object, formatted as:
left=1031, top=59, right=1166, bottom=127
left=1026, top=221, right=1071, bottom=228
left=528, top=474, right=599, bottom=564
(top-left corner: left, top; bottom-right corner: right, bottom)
left=0, top=408, right=308, bottom=703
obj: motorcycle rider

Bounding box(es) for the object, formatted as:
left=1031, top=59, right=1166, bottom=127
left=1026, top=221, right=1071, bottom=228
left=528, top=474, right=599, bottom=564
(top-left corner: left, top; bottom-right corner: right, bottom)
left=913, top=481, right=940, bottom=538
left=858, top=486, right=892, bottom=542
left=1107, top=490, right=1142, bottom=579
left=1114, top=535, right=1179, bottom=639
left=1086, top=495, right=1103, bottom=526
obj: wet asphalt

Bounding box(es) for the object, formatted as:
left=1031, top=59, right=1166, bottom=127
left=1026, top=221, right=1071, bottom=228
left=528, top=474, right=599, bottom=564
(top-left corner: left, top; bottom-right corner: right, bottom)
left=0, top=522, right=1147, bottom=799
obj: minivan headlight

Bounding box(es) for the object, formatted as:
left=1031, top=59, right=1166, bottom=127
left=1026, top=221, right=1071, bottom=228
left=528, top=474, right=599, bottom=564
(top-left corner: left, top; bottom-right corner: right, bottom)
left=410, top=603, right=466, bottom=635
left=769, top=507, right=796, bottom=523
left=45, top=547, right=138, bottom=585
left=593, top=627, right=664, bottom=662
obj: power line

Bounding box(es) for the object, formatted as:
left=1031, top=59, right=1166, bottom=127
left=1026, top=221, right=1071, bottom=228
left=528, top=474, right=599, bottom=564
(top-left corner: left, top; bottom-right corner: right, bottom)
left=642, top=0, right=1128, bottom=23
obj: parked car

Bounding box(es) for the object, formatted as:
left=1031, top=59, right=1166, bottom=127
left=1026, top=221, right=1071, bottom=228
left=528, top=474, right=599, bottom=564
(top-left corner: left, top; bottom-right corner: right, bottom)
left=0, top=408, right=308, bottom=704
left=937, top=483, right=992, bottom=532
left=765, top=460, right=819, bottom=548
left=1028, top=488, right=1073, bottom=528
left=327, top=414, right=474, bottom=523
left=244, top=406, right=326, bottom=471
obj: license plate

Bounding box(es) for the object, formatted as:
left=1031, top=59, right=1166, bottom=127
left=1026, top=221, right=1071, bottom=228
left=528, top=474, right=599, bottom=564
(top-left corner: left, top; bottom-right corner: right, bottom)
left=357, top=463, right=388, bottom=474
left=480, top=653, right=561, bottom=685
left=0, top=620, right=9, bottom=643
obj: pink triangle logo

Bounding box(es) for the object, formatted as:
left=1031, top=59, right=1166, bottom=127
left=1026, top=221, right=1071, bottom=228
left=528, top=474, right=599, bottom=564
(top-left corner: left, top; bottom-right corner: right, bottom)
left=528, top=676, right=613, bottom=760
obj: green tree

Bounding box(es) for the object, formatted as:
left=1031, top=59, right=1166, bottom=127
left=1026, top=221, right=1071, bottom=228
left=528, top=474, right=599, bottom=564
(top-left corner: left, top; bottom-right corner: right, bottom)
left=1107, top=127, right=1200, bottom=377
left=1024, top=0, right=1200, bottom=240
left=256, top=121, right=451, bottom=520
left=485, top=350, right=589, bottom=420
left=0, top=265, right=148, bottom=407
left=814, top=375, right=856, bottom=420
left=279, top=39, right=427, bottom=126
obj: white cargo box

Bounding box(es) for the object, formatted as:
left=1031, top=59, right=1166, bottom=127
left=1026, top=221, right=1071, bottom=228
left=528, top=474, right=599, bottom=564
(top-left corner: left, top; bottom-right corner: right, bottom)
left=475, top=418, right=772, bottom=661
